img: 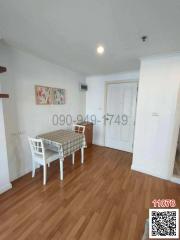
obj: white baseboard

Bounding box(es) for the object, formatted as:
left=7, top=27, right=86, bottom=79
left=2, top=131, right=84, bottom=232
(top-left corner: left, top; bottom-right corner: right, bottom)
left=0, top=182, right=12, bottom=194
left=93, top=143, right=104, bottom=147
left=170, top=176, right=180, bottom=184
left=93, top=143, right=105, bottom=147
left=131, top=164, right=168, bottom=180
left=10, top=167, right=32, bottom=182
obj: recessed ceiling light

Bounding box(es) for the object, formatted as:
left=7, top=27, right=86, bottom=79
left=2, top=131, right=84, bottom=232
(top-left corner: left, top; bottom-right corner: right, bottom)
left=97, top=45, right=104, bottom=55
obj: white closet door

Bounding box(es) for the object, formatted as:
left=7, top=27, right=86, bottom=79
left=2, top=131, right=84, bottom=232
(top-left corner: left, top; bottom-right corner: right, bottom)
left=105, top=82, right=138, bottom=152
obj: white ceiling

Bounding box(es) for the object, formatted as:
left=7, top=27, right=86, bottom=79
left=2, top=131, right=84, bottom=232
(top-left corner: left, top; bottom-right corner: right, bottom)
left=0, top=0, right=180, bottom=75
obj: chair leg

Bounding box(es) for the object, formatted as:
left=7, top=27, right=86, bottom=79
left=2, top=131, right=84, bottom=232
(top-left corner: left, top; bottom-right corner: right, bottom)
left=43, top=164, right=47, bottom=185
left=48, top=163, right=50, bottom=167
left=32, top=160, right=35, bottom=178
left=81, top=147, right=84, bottom=164
left=60, top=159, right=64, bottom=181
left=72, top=152, right=75, bottom=165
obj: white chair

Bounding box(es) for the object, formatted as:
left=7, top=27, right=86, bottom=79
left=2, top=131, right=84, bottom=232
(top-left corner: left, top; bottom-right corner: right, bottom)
left=71, top=124, right=85, bottom=165
left=72, top=124, right=85, bottom=134
left=28, top=137, right=60, bottom=185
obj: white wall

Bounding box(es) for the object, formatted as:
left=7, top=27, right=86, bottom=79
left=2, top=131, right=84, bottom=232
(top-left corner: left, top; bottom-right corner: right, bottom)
left=86, top=71, right=139, bottom=146
left=132, top=54, right=180, bottom=180
left=0, top=42, right=86, bottom=182
left=0, top=83, right=11, bottom=193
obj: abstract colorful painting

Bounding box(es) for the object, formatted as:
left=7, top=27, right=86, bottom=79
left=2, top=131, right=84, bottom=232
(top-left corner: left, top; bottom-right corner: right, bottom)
left=35, top=85, right=52, bottom=105
left=52, top=88, right=65, bottom=105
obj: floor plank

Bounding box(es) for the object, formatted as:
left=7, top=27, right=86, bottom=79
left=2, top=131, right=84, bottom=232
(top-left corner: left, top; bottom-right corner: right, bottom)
left=0, top=145, right=180, bottom=240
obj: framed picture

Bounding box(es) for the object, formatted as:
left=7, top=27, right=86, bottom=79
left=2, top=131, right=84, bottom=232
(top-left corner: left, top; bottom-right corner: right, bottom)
left=35, top=85, right=52, bottom=105
left=52, top=88, right=65, bottom=105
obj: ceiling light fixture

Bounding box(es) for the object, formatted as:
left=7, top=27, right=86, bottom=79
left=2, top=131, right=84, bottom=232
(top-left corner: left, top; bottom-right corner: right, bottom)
left=97, top=45, right=104, bottom=55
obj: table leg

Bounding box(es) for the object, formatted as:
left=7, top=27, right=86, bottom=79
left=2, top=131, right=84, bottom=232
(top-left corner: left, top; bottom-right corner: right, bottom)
left=32, top=160, right=35, bottom=178
left=81, top=147, right=84, bottom=164
left=59, top=159, right=64, bottom=180
left=43, top=164, right=47, bottom=185
left=72, top=152, right=75, bottom=165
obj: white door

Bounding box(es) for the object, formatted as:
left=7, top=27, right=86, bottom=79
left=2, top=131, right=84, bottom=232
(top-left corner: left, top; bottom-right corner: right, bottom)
left=105, top=82, right=138, bottom=152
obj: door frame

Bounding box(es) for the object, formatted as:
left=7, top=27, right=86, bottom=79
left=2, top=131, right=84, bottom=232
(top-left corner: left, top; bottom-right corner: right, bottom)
left=104, top=80, right=139, bottom=152
left=170, top=86, right=180, bottom=182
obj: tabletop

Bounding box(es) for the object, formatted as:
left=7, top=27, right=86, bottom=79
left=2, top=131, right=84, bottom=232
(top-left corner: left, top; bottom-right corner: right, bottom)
left=38, top=129, right=86, bottom=159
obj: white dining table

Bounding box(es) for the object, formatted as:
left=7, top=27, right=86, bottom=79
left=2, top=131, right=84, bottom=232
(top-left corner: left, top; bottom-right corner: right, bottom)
left=37, top=129, right=86, bottom=180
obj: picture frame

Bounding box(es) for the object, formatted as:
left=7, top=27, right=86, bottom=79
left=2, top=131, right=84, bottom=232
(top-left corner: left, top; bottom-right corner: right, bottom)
left=52, top=88, right=65, bottom=105
left=35, top=85, right=52, bottom=105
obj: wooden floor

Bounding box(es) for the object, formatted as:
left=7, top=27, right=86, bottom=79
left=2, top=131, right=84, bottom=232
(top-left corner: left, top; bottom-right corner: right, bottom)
left=0, top=145, right=180, bottom=240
